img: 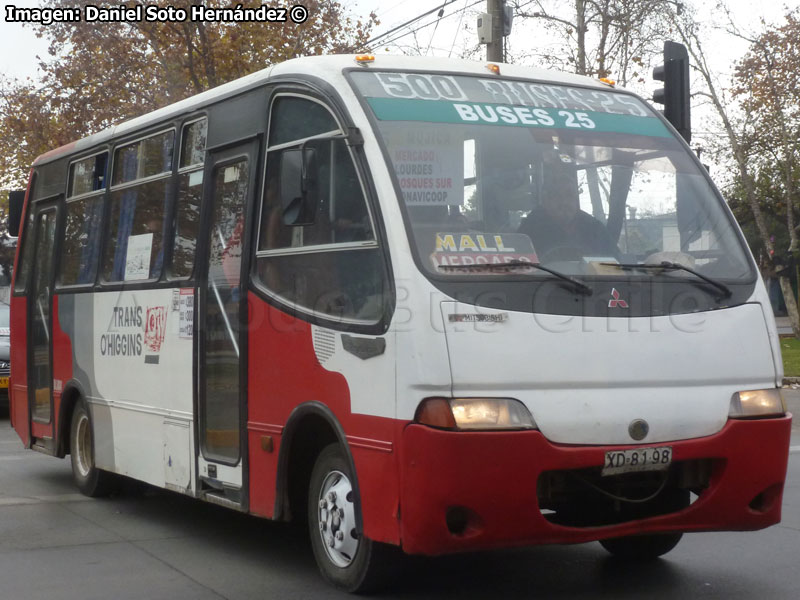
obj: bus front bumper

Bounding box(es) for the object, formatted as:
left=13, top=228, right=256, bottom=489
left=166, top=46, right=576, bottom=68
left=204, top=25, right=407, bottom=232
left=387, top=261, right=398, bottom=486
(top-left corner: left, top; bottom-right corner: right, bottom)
left=398, top=415, right=792, bottom=555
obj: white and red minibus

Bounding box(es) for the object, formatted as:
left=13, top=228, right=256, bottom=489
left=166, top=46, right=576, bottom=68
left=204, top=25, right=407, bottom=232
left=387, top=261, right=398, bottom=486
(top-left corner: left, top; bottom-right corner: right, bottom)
left=9, top=54, right=791, bottom=591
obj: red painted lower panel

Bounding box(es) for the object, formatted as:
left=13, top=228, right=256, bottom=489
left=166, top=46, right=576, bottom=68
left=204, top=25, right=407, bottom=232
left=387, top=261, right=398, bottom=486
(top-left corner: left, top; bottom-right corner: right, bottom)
left=9, top=174, right=31, bottom=447
left=51, top=294, right=75, bottom=445
left=400, top=415, right=792, bottom=555
left=247, top=294, right=401, bottom=545
left=245, top=293, right=791, bottom=556
left=24, top=296, right=73, bottom=444
left=9, top=295, right=29, bottom=447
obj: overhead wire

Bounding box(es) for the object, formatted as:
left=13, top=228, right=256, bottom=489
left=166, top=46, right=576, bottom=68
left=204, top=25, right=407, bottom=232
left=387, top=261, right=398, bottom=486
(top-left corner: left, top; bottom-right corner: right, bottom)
left=448, top=0, right=470, bottom=58
left=370, top=0, right=485, bottom=51
left=372, top=0, right=414, bottom=21
left=366, top=0, right=460, bottom=47
left=425, top=6, right=447, bottom=56
left=371, top=0, right=539, bottom=56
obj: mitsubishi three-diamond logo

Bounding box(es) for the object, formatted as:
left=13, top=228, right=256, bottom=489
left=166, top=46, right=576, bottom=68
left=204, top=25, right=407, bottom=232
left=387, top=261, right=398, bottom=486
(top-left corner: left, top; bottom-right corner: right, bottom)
left=608, top=288, right=629, bottom=308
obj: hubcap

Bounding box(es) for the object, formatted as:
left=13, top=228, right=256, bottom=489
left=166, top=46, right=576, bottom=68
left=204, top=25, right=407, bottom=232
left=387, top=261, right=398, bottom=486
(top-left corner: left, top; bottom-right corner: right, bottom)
left=316, top=469, right=359, bottom=567
left=75, top=413, right=92, bottom=478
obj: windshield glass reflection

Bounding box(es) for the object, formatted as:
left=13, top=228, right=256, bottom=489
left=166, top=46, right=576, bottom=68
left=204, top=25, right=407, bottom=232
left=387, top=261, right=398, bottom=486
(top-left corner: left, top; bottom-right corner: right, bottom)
left=352, top=72, right=752, bottom=282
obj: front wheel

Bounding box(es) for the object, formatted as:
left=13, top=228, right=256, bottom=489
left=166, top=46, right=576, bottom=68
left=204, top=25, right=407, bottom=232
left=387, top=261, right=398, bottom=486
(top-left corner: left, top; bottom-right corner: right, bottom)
left=70, top=399, right=117, bottom=497
left=600, top=532, right=683, bottom=559
left=308, top=444, right=396, bottom=592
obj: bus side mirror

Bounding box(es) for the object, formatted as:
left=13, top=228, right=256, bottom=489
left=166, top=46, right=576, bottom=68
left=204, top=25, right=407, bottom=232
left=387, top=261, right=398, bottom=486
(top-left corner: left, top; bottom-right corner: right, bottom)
left=280, top=147, right=319, bottom=226
left=7, top=190, right=25, bottom=237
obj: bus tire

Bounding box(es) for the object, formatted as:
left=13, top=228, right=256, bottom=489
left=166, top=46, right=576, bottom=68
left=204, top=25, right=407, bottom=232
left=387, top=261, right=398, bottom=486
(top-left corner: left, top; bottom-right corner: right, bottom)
left=599, top=532, right=683, bottom=559
left=69, top=398, right=116, bottom=497
left=308, top=443, right=396, bottom=592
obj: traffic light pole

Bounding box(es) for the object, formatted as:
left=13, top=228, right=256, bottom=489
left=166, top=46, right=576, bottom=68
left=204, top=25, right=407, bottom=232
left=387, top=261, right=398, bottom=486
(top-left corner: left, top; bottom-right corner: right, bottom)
left=487, top=0, right=505, bottom=62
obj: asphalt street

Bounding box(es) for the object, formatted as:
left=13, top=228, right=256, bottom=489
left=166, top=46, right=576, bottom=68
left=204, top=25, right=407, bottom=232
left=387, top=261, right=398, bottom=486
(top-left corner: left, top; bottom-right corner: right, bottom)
left=0, top=395, right=798, bottom=600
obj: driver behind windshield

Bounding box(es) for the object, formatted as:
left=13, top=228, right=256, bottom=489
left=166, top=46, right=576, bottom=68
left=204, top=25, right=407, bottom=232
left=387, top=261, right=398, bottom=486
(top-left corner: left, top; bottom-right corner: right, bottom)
left=518, top=160, right=619, bottom=261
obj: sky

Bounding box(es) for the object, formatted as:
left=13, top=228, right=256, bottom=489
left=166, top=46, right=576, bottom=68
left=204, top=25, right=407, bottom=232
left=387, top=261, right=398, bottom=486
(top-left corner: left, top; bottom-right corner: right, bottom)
left=0, top=1, right=794, bottom=81
left=0, top=0, right=796, bottom=149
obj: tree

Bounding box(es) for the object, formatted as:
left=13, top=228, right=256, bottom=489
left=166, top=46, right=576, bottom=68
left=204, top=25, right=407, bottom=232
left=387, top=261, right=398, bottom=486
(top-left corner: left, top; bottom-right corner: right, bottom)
left=510, top=0, right=670, bottom=86
left=664, top=4, right=800, bottom=336
left=0, top=0, right=376, bottom=189
left=732, top=11, right=800, bottom=263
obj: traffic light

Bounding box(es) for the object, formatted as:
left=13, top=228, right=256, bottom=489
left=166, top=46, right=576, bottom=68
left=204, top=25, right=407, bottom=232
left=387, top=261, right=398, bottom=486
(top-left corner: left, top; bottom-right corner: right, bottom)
left=653, top=41, right=691, bottom=143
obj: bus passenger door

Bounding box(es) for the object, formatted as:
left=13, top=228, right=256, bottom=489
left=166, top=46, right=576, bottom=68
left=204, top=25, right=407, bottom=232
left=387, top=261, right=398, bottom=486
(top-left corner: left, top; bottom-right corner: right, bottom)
left=197, top=141, right=259, bottom=508
left=27, top=202, right=59, bottom=450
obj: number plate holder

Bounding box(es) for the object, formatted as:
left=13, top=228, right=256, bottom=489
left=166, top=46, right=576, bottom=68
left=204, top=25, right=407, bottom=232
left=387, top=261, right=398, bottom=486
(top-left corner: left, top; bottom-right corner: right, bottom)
left=602, top=446, right=672, bottom=476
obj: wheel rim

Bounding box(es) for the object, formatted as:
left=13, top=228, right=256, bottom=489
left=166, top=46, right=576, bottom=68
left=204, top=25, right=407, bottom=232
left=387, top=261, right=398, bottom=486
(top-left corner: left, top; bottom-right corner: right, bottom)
left=74, top=413, right=92, bottom=478
left=316, top=469, right=359, bottom=568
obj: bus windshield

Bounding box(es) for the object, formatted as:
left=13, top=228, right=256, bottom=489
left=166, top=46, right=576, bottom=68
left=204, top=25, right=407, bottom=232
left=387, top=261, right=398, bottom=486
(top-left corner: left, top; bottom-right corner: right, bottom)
left=351, top=71, right=753, bottom=283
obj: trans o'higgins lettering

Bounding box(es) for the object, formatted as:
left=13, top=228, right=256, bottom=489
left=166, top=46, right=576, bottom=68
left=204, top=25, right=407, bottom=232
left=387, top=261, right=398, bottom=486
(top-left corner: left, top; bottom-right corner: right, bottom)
left=100, top=332, right=143, bottom=357
left=100, top=305, right=144, bottom=357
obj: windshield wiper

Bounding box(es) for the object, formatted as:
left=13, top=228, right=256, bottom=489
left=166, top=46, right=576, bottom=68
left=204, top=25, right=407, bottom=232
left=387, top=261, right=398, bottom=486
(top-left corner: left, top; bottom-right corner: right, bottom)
left=438, top=260, right=593, bottom=295
left=601, top=261, right=732, bottom=299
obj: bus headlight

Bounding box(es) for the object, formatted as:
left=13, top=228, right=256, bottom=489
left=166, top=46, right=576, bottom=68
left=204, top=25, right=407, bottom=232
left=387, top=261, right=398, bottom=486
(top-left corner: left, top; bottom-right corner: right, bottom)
left=728, top=389, right=786, bottom=419
left=414, top=397, right=537, bottom=431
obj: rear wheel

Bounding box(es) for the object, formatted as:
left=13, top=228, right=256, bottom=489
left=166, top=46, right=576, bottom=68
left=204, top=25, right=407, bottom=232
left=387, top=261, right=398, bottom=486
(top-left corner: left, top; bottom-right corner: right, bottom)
left=600, top=532, right=683, bottom=559
left=70, top=399, right=116, bottom=497
left=308, top=443, right=396, bottom=592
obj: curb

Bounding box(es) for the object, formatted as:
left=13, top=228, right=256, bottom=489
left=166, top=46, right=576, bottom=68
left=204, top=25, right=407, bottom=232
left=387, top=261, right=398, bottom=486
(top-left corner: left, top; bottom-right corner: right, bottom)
left=783, top=378, right=800, bottom=385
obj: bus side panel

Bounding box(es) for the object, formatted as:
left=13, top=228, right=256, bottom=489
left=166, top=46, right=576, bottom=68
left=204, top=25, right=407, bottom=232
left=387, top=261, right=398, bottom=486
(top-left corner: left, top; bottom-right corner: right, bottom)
left=10, top=294, right=29, bottom=446
left=51, top=294, right=75, bottom=445
left=27, top=295, right=72, bottom=444
left=89, top=289, right=195, bottom=488
left=9, top=173, right=32, bottom=446
left=247, top=294, right=401, bottom=545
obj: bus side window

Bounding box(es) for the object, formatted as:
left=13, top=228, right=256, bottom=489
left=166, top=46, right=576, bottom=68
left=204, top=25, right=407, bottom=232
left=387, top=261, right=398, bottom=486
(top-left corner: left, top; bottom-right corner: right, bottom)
left=171, top=118, right=207, bottom=279
left=61, top=197, right=104, bottom=286
left=268, top=96, right=341, bottom=146
left=260, top=139, right=375, bottom=250
left=103, top=130, right=174, bottom=283
left=60, top=152, right=108, bottom=286
left=256, top=95, right=387, bottom=325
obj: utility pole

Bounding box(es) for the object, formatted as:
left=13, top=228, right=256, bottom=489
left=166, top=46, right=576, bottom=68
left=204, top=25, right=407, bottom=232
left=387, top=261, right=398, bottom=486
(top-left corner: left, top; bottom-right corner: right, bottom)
left=486, top=0, right=505, bottom=62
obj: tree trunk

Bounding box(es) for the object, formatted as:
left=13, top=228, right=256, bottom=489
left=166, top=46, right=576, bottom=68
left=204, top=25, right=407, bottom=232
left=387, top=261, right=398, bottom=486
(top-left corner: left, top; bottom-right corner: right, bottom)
left=671, top=17, right=800, bottom=338
left=779, top=275, right=800, bottom=337
left=575, top=0, right=587, bottom=75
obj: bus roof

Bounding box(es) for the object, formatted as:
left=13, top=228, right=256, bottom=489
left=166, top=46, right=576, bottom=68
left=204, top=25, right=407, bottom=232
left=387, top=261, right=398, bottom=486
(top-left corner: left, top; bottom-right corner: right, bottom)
left=32, top=54, right=615, bottom=167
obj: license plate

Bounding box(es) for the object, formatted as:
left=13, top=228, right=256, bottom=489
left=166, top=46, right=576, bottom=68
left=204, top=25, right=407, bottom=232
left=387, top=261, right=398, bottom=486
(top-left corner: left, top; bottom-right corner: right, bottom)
left=0, top=377, right=8, bottom=389
left=602, top=446, right=672, bottom=476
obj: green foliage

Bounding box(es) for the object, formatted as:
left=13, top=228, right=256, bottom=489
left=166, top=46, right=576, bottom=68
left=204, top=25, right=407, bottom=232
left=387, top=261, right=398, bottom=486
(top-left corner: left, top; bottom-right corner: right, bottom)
left=730, top=168, right=799, bottom=267
left=781, top=337, right=800, bottom=376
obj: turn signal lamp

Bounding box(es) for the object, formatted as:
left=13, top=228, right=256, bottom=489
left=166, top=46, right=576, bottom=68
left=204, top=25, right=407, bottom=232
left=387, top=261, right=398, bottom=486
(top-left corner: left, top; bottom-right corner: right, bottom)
left=729, top=389, right=786, bottom=419
left=486, top=63, right=501, bottom=75
left=355, top=54, right=375, bottom=65
left=415, top=397, right=537, bottom=431
left=599, top=77, right=616, bottom=86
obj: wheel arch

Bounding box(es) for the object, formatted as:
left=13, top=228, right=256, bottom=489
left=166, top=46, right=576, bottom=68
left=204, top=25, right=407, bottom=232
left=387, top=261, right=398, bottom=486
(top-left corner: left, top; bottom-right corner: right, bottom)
left=56, top=379, right=86, bottom=458
left=274, top=401, right=362, bottom=532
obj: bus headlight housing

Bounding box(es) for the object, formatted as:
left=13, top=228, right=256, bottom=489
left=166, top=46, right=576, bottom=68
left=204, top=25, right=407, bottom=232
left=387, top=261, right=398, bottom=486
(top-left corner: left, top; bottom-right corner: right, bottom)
left=729, top=389, right=786, bottom=419
left=414, top=397, right=537, bottom=431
